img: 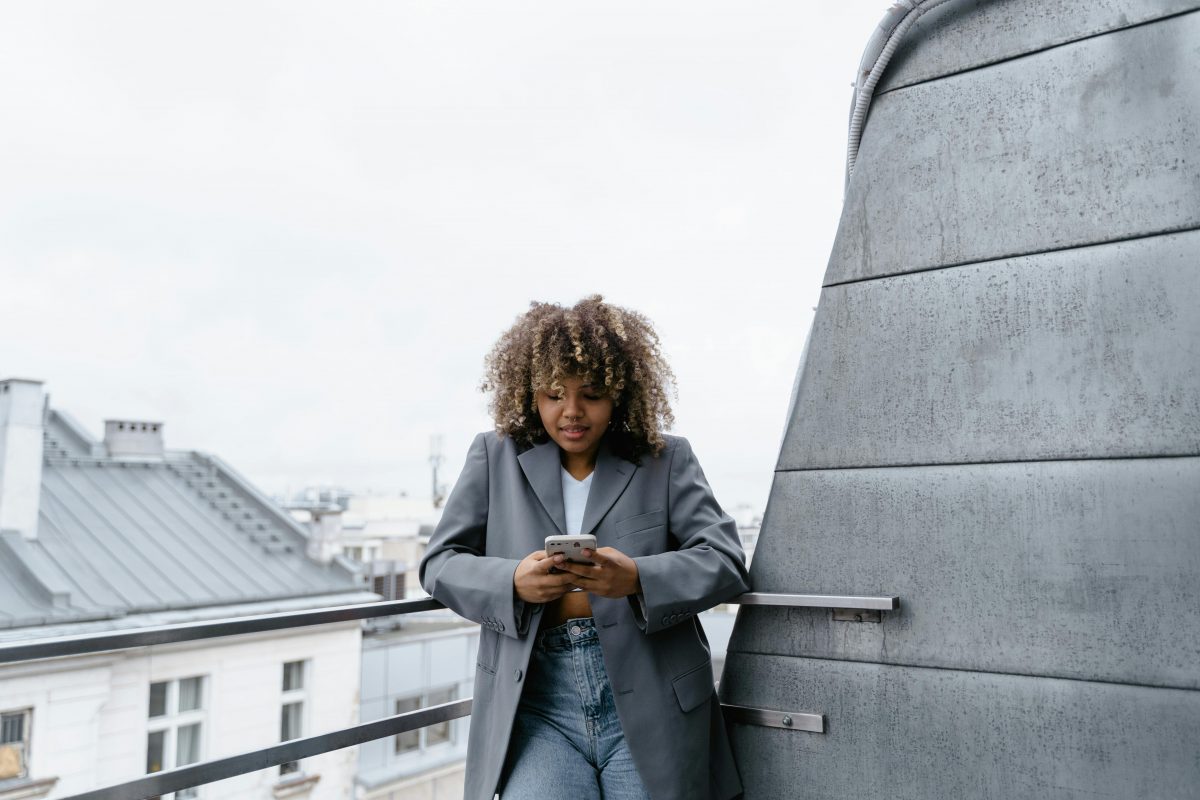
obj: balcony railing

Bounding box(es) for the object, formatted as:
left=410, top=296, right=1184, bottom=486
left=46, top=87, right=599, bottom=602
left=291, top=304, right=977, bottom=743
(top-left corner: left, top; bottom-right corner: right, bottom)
left=0, top=592, right=898, bottom=800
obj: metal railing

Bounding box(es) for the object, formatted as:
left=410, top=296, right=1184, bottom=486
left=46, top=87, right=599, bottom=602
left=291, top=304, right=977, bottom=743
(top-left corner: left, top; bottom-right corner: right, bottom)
left=0, top=591, right=899, bottom=799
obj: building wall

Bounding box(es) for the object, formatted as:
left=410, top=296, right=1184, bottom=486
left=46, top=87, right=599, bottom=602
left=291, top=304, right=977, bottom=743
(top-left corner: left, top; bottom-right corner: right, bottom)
left=723, top=3, right=1200, bottom=797
left=0, top=622, right=362, bottom=799
left=357, top=623, right=478, bottom=797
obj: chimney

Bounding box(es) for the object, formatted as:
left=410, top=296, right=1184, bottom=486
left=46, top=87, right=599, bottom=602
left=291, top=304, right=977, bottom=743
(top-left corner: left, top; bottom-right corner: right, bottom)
left=0, top=379, right=46, bottom=541
left=306, top=506, right=344, bottom=564
left=104, top=419, right=165, bottom=459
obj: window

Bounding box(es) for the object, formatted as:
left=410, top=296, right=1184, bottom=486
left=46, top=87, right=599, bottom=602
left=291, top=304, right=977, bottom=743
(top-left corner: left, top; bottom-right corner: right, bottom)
left=0, top=709, right=31, bottom=780
left=393, top=687, right=457, bottom=756
left=344, top=546, right=363, bottom=562
left=279, top=660, right=308, bottom=776
left=393, top=697, right=420, bottom=754
left=146, top=677, right=205, bottom=799
left=370, top=571, right=406, bottom=601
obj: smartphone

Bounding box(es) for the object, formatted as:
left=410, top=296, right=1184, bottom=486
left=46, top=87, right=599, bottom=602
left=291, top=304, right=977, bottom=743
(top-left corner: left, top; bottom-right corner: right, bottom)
left=544, top=534, right=597, bottom=570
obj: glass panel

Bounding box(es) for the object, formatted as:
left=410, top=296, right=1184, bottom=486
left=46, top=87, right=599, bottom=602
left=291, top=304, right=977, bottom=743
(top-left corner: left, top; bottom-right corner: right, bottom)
left=178, top=677, right=204, bottom=712
left=393, top=697, right=420, bottom=754
left=282, top=661, right=305, bottom=692
left=425, top=688, right=456, bottom=745
left=280, top=759, right=300, bottom=776
left=0, top=712, right=23, bottom=744
left=148, top=682, right=168, bottom=718
left=176, top=722, right=201, bottom=766
left=281, top=702, right=303, bottom=741
left=146, top=729, right=165, bottom=774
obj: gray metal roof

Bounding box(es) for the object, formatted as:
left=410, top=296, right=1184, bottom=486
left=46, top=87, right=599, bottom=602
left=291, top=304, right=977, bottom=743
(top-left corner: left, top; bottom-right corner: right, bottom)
left=0, top=409, right=365, bottom=632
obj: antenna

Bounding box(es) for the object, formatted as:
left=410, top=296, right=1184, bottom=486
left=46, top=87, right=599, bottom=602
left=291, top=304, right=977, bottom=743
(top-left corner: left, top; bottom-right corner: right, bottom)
left=429, top=434, right=444, bottom=508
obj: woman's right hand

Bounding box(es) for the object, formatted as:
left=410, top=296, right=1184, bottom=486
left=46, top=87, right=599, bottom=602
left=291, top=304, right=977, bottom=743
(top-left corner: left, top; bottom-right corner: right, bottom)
left=514, top=550, right=575, bottom=603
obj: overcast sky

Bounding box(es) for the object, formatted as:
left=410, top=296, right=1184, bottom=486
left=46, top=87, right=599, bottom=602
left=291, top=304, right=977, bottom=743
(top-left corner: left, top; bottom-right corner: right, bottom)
left=1, top=1, right=886, bottom=514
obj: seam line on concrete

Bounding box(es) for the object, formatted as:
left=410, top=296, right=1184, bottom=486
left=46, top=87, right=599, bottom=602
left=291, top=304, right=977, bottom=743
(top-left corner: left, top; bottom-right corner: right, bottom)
left=875, top=7, right=1200, bottom=97
left=821, top=224, right=1200, bottom=290
left=723, top=648, right=1200, bottom=693
left=774, top=453, right=1200, bottom=474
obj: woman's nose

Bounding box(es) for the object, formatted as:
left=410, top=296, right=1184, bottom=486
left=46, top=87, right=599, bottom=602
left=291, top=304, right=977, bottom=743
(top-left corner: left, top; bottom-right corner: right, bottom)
left=563, top=395, right=582, bottom=418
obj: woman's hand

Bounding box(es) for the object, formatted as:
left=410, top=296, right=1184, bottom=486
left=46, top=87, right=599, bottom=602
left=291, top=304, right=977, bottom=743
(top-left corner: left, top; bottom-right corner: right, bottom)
left=513, top=550, right=576, bottom=603
left=557, top=547, right=642, bottom=599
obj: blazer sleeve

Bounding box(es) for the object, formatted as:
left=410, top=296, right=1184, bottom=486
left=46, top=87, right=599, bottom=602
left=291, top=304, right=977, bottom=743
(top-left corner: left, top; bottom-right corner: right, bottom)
left=419, top=432, right=532, bottom=639
left=629, top=436, right=751, bottom=635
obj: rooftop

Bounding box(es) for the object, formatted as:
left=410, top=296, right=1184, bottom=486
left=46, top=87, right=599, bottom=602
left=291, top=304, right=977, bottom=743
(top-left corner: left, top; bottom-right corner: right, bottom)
left=0, top=406, right=371, bottom=634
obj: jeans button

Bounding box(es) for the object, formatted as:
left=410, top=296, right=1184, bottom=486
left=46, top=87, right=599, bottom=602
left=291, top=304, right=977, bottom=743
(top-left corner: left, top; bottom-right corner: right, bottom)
left=569, top=625, right=582, bottom=636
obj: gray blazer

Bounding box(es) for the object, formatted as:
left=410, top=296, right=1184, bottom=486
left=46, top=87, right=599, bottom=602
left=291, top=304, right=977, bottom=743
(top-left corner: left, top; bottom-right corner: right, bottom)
left=419, top=431, right=750, bottom=800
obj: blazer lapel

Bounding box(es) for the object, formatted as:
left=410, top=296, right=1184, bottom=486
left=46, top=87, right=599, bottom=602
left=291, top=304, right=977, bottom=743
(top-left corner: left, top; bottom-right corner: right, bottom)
left=580, top=438, right=636, bottom=537
left=517, top=439, right=567, bottom=537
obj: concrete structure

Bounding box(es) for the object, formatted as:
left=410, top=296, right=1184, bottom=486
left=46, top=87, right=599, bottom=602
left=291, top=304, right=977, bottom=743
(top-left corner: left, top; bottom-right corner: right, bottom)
left=0, top=382, right=376, bottom=799
left=722, top=3, right=1200, bottom=798
left=288, top=490, right=442, bottom=606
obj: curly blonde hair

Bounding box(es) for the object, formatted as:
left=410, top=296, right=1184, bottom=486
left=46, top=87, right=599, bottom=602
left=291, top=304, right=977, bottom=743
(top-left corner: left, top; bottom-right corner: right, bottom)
left=481, top=295, right=676, bottom=461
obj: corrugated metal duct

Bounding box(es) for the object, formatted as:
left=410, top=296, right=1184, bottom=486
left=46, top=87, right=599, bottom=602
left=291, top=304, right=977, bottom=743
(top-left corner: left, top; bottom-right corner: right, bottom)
left=720, top=2, right=1200, bottom=797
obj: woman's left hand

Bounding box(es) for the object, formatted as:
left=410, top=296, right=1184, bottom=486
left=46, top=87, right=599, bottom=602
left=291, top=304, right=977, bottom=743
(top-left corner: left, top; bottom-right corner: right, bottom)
left=555, top=547, right=642, bottom=599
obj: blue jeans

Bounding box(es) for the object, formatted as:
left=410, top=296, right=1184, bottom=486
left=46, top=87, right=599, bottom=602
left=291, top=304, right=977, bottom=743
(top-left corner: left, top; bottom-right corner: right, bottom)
left=499, top=617, right=652, bottom=799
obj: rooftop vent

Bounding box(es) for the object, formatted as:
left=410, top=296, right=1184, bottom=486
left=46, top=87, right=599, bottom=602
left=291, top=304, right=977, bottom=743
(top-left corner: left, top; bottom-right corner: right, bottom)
left=104, top=419, right=165, bottom=459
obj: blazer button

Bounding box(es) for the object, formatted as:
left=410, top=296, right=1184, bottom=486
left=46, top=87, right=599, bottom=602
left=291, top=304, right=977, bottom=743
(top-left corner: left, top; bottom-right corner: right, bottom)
left=661, top=616, right=670, bottom=626
left=498, top=622, right=505, bottom=632
left=514, top=669, right=523, bottom=682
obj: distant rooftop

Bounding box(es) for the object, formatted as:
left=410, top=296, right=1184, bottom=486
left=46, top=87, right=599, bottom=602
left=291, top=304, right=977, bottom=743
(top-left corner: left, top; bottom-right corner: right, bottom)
left=0, top=405, right=371, bottom=633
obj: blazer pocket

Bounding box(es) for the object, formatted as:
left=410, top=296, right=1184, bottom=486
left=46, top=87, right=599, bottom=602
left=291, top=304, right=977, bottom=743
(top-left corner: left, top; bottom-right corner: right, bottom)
left=476, top=628, right=499, bottom=675
left=615, top=509, right=666, bottom=538
left=671, top=660, right=715, bottom=713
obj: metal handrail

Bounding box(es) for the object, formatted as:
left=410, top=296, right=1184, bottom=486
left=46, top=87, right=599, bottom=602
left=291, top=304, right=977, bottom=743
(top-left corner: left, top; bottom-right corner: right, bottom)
left=0, top=592, right=898, bottom=664
left=0, top=597, right=442, bottom=664
left=60, top=698, right=473, bottom=800
left=5, top=591, right=898, bottom=799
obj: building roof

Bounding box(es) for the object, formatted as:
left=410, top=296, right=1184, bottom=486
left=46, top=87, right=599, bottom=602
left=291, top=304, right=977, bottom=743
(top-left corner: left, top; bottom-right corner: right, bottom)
left=0, top=409, right=370, bottom=633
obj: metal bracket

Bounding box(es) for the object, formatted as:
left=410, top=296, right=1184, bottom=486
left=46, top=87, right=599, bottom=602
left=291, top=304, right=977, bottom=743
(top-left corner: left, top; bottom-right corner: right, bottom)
left=832, top=608, right=882, bottom=623
left=722, top=703, right=825, bottom=733
left=734, top=592, right=899, bottom=611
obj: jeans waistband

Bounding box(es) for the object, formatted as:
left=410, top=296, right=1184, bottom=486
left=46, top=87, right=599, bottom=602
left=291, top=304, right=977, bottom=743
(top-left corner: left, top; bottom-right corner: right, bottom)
left=535, top=616, right=598, bottom=651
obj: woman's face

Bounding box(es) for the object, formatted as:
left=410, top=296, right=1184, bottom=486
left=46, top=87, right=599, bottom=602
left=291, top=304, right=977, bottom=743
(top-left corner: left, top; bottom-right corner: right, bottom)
left=536, top=375, right=614, bottom=464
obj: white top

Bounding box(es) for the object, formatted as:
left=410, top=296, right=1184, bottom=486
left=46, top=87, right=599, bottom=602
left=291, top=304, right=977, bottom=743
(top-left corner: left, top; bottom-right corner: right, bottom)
left=561, top=467, right=593, bottom=535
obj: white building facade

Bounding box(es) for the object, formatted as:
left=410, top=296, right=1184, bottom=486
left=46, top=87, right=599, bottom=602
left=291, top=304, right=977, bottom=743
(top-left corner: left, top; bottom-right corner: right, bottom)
left=0, top=379, right=377, bottom=799
left=0, top=621, right=362, bottom=799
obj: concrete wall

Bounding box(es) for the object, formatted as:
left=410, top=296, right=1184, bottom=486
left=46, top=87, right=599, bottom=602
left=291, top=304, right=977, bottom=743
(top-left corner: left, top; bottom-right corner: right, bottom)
left=723, top=3, right=1200, bottom=797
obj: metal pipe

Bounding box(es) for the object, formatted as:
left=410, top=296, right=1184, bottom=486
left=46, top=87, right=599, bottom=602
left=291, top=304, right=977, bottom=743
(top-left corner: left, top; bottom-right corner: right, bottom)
left=737, top=593, right=899, bottom=610
left=58, top=698, right=474, bottom=800
left=0, top=593, right=899, bottom=664
left=0, top=597, right=442, bottom=664
left=846, top=0, right=958, bottom=187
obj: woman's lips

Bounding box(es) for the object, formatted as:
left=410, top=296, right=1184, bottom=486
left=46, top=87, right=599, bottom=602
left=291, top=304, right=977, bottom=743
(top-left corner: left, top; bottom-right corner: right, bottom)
left=560, top=426, right=588, bottom=440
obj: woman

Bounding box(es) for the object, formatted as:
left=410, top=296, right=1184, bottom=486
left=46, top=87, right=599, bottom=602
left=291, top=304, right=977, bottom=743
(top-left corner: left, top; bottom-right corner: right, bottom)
left=419, top=295, right=749, bottom=800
